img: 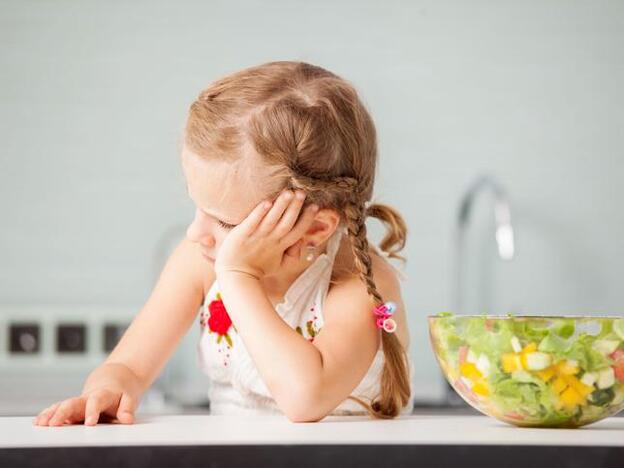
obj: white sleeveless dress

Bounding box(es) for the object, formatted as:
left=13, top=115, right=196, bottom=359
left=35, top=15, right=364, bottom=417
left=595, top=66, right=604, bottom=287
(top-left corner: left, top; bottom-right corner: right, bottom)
left=196, top=227, right=415, bottom=416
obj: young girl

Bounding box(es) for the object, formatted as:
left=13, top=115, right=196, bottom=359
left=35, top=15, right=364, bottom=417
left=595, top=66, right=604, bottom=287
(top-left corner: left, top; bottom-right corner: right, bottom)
left=33, top=61, right=414, bottom=425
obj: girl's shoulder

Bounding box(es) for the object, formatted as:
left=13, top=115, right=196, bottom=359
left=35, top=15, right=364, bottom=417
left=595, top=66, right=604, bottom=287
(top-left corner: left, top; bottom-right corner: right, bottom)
left=328, top=247, right=410, bottom=350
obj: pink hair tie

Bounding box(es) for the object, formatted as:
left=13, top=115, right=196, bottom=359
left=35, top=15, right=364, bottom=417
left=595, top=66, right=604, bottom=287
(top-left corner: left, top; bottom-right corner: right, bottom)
left=373, top=301, right=397, bottom=333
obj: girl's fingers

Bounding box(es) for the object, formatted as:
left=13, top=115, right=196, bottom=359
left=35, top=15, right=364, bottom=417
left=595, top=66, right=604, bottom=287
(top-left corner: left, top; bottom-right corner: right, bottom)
left=116, top=392, right=137, bottom=424
left=84, top=390, right=118, bottom=426
left=273, top=191, right=307, bottom=237
left=41, top=400, right=68, bottom=426
left=281, top=204, right=319, bottom=248
left=47, top=397, right=84, bottom=426
left=238, top=199, right=273, bottom=235
left=34, top=402, right=61, bottom=426
left=256, top=190, right=294, bottom=235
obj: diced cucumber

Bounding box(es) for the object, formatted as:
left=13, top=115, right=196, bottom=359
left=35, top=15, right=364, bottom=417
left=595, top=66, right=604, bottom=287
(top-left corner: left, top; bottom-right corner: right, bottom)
left=589, top=387, right=615, bottom=406
left=580, top=372, right=598, bottom=387
left=597, top=367, right=615, bottom=389
left=476, top=354, right=491, bottom=377
left=511, top=336, right=522, bottom=353
left=592, top=339, right=621, bottom=355
left=566, top=359, right=579, bottom=368
left=524, top=352, right=552, bottom=371
left=554, top=320, right=575, bottom=339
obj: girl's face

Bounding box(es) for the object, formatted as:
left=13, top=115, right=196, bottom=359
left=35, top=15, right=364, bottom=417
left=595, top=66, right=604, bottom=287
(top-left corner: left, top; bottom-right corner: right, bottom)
left=181, top=144, right=278, bottom=263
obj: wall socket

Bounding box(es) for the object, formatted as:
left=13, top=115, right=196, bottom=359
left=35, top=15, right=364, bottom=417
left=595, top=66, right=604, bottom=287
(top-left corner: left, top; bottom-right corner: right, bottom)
left=0, top=305, right=135, bottom=364
left=7, top=321, right=129, bottom=355
left=9, top=323, right=40, bottom=354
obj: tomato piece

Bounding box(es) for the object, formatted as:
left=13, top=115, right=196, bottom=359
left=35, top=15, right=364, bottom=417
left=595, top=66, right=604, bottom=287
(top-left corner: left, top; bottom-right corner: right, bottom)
left=610, top=349, right=624, bottom=382
left=458, top=346, right=469, bottom=365
left=505, top=411, right=525, bottom=421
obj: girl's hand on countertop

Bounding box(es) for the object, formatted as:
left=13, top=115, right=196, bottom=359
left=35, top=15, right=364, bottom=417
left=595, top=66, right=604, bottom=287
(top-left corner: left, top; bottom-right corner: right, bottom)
left=33, top=390, right=135, bottom=427
left=33, top=363, right=142, bottom=427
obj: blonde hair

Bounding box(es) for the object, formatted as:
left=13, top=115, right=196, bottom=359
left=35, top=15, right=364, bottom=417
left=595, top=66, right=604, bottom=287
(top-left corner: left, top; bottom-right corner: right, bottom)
left=185, top=61, right=411, bottom=418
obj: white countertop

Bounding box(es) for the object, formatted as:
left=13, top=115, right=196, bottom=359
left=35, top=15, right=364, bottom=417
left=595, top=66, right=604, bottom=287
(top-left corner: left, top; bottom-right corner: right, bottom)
left=1, top=414, right=623, bottom=448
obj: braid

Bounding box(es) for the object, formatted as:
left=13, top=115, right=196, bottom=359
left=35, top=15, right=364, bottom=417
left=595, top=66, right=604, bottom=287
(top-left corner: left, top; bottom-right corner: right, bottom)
left=343, top=201, right=384, bottom=305
left=343, top=199, right=412, bottom=417
left=288, top=174, right=358, bottom=199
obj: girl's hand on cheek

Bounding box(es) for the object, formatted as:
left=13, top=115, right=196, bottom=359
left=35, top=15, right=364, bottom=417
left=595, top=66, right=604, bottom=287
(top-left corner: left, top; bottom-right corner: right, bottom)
left=215, top=190, right=319, bottom=280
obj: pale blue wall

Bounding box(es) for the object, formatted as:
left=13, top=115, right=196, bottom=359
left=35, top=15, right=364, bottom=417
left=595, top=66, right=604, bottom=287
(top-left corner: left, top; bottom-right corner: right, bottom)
left=1, top=0, right=623, bottom=403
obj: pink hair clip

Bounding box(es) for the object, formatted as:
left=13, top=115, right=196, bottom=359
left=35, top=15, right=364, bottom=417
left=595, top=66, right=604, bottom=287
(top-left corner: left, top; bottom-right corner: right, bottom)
left=373, top=301, right=397, bottom=333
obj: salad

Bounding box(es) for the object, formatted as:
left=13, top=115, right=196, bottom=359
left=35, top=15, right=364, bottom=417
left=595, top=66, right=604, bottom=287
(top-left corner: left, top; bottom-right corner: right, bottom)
left=429, top=313, right=624, bottom=427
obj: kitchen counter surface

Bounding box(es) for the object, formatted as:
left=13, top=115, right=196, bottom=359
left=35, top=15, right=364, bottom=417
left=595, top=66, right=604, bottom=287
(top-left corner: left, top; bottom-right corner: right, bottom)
left=1, top=413, right=623, bottom=467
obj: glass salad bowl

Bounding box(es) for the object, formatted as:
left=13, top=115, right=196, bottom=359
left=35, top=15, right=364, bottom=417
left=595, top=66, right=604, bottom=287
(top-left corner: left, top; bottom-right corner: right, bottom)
left=428, top=313, right=624, bottom=427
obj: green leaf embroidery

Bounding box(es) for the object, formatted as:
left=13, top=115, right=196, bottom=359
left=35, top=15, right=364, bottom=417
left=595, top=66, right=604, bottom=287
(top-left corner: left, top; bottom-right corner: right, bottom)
left=217, top=334, right=222, bottom=344
left=224, top=333, right=233, bottom=347
left=306, top=320, right=316, bottom=338
left=295, top=326, right=303, bottom=336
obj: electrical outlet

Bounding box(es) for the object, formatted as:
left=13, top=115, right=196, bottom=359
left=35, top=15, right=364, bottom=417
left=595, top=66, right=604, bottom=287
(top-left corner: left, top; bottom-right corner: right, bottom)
left=9, top=323, right=40, bottom=354
left=56, top=324, right=86, bottom=353
left=103, top=323, right=129, bottom=353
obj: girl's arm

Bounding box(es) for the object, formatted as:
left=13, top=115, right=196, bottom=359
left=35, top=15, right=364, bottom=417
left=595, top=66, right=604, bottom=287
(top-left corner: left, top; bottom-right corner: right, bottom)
left=304, top=256, right=406, bottom=420
left=35, top=238, right=213, bottom=426
left=105, top=237, right=214, bottom=391
left=218, top=255, right=400, bottom=422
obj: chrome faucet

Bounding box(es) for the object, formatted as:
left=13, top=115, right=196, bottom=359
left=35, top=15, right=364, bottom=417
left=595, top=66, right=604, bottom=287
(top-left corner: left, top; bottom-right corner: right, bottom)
left=445, top=174, right=516, bottom=407
left=453, top=174, right=515, bottom=315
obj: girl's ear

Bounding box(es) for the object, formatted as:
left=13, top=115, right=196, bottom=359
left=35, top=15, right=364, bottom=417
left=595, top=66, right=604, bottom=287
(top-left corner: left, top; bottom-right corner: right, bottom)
left=303, top=208, right=341, bottom=247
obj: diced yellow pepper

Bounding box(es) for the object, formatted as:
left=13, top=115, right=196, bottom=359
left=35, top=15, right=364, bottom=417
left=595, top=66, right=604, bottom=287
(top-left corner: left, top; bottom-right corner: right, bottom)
left=522, top=342, right=538, bottom=353
left=460, top=362, right=482, bottom=381
left=560, top=386, right=584, bottom=409
left=472, top=381, right=490, bottom=396
left=556, top=360, right=579, bottom=375
left=563, top=375, right=593, bottom=398
left=552, top=376, right=568, bottom=394
left=502, top=353, right=523, bottom=373
left=536, top=366, right=556, bottom=381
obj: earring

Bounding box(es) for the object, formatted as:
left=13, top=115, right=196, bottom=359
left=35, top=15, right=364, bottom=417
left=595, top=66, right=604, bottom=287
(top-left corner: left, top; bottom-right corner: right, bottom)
left=304, top=244, right=316, bottom=262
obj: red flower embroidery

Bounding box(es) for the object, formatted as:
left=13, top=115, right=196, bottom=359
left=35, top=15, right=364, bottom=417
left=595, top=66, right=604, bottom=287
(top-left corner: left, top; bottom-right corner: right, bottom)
left=207, top=295, right=232, bottom=335
left=203, top=293, right=235, bottom=350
